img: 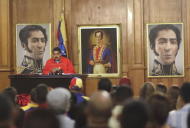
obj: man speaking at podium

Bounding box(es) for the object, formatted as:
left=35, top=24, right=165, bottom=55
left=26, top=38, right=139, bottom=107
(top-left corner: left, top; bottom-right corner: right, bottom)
left=43, top=47, right=75, bottom=75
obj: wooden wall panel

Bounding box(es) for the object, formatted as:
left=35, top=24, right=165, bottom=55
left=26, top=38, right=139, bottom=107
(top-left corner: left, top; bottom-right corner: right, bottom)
left=144, top=0, right=186, bottom=87
left=127, top=0, right=145, bottom=95
left=0, top=0, right=11, bottom=91
left=1, top=0, right=190, bottom=95
left=0, top=73, right=10, bottom=90
left=0, top=0, right=11, bottom=71
left=16, top=0, right=53, bottom=22
left=70, top=0, right=127, bottom=68
left=12, top=0, right=54, bottom=69
left=148, top=0, right=182, bottom=22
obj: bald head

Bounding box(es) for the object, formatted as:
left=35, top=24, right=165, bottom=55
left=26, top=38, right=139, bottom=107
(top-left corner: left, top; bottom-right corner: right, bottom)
left=87, top=91, right=112, bottom=118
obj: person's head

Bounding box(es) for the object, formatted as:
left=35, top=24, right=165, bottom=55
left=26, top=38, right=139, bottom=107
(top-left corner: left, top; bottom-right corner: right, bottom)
left=180, top=82, right=190, bottom=103
left=140, top=82, right=155, bottom=101
left=118, top=77, right=131, bottom=87
left=2, top=87, right=18, bottom=106
left=98, top=78, right=112, bottom=92
left=111, top=86, right=133, bottom=105
left=120, top=99, right=149, bottom=128
left=167, top=85, right=180, bottom=110
left=47, top=88, right=71, bottom=114
left=19, top=25, right=47, bottom=59
left=95, top=31, right=103, bottom=43
left=35, top=83, right=49, bottom=104
left=30, top=88, right=37, bottom=103
left=149, top=24, right=181, bottom=65
left=148, top=93, right=170, bottom=127
left=86, top=91, right=112, bottom=126
left=155, top=83, right=167, bottom=94
left=23, top=108, right=60, bottom=128
left=52, top=47, right=62, bottom=61
left=0, top=94, right=14, bottom=128
left=69, top=77, right=83, bottom=91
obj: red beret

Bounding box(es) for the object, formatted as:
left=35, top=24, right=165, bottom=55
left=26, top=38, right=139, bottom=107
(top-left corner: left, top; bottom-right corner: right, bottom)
left=119, top=77, right=131, bottom=86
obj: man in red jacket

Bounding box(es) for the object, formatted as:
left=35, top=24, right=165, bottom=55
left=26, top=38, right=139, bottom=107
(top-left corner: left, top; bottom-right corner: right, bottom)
left=43, top=47, right=75, bottom=74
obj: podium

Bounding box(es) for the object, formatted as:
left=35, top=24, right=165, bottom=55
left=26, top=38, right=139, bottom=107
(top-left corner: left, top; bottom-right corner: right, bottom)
left=8, top=74, right=87, bottom=94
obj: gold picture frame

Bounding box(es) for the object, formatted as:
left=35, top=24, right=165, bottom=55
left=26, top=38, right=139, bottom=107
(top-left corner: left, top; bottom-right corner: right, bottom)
left=147, top=23, right=184, bottom=77
left=16, top=24, right=51, bottom=74
left=78, top=24, right=121, bottom=77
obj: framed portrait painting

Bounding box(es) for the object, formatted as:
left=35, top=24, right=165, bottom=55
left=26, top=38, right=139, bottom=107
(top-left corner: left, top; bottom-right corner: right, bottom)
left=16, top=24, right=51, bottom=74
left=147, top=23, right=184, bottom=77
left=78, top=24, right=121, bottom=77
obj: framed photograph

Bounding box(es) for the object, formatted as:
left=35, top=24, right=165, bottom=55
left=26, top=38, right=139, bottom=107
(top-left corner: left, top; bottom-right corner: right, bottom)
left=78, top=24, right=121, bottom=77
left=147, top=23, right=184, bottom=77
left=16, top=24, right=51, bottom=74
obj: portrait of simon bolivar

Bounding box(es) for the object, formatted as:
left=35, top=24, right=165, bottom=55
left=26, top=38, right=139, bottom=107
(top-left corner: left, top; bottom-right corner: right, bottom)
left=147, top=23, right=184, bottom=77
left=78, top=25, right=120, bottom=77
left=16, top=24, right=51, bottom=74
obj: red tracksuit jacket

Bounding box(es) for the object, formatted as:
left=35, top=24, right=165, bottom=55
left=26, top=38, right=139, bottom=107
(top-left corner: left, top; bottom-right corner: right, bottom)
left=43, top=57, right=75, bottom=74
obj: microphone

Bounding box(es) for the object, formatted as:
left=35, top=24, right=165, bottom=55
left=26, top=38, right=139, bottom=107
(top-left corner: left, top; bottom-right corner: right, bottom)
left=55, top=59, right=60, bottom=63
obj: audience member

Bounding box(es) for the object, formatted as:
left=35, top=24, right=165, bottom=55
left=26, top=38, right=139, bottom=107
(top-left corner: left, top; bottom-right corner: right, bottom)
left=74, top=100, right=88, bottom=128
left=35, top=83, right=49, bottom=108
left=139, top=82, right=155, bottom=101
left=120, top=99, right=149, bottom=128
left=98, top=78, right=112, bottom=93
left=118, top=76, right=131, bottom=87
left=167, top=85, right=180, bottom=110
left=111, top=86, right=133, bottom=106
left=2, top=87, right=25, bottom=128
left=156, top=83, right=167, bottom=94
left=86, top=91, right=112, bottom=128
left=21, top=88, right=38, bottom=112
left=0, top=93, right=14, bottom=128
left=69, top=77, right=89, bottom=104
left=2, top=87, right=18, bottom=106
left=176, top=94, right=185, bottom=109
left=47, top=87, right=75, bottom=128
left=167, top=82, right=190, bottom=128
left=23, top=108, right=60, bottom=128
left=108, top=104, right=123, bottom=128
left=148, top=93, right=170, bottom=128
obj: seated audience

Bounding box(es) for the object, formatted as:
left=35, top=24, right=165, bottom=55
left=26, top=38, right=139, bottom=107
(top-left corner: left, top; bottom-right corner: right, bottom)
left=47, top=87, right=75, bottom=128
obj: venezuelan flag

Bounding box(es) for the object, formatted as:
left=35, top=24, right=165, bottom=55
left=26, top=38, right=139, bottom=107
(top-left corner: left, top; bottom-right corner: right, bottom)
left=57, top=13, right=67, bottom=57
